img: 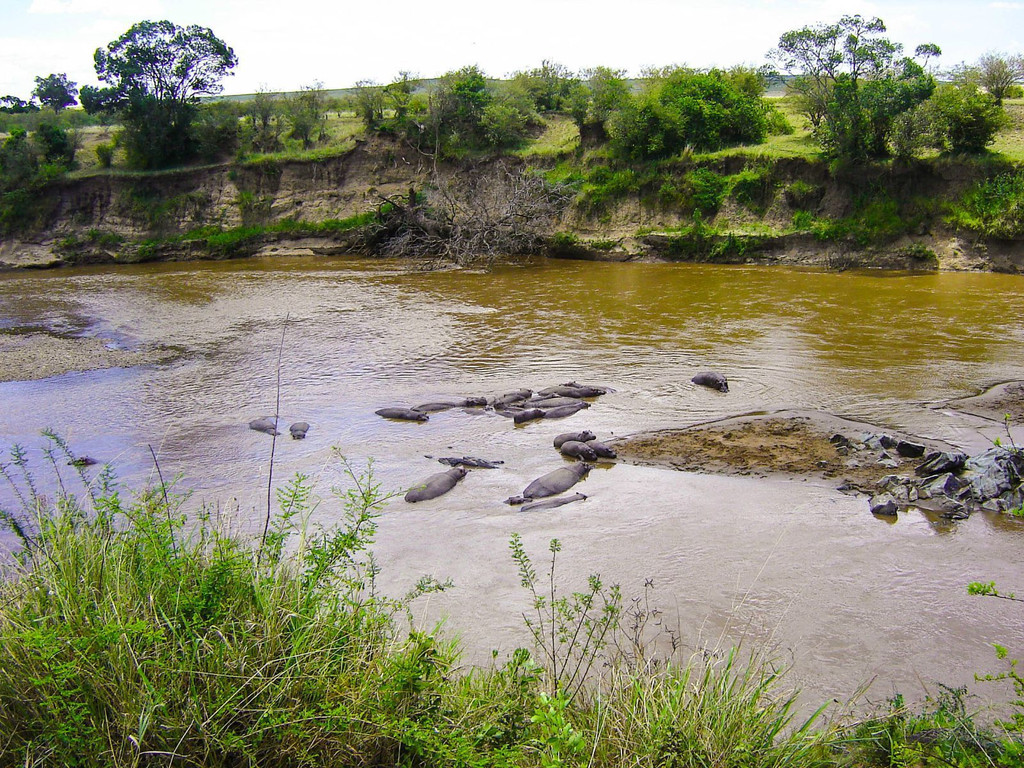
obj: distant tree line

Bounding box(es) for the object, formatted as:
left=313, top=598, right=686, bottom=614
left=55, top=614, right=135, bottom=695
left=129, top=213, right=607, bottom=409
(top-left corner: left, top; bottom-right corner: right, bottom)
left=1, top=13, right=1024, bottom=206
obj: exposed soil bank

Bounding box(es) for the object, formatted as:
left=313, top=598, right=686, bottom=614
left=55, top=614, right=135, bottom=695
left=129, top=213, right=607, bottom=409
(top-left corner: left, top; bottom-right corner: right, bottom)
left=3, top=137, right=1024, bottom=273
left=612, top=410, right=956, bottom=490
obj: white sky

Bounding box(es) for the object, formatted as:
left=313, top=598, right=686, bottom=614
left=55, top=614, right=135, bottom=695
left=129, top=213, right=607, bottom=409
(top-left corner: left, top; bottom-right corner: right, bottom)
left=2, top=0, right=1023, bottom=98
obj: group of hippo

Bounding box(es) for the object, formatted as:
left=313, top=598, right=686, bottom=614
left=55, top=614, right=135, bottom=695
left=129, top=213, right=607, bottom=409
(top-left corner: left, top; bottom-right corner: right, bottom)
left=249, top=372, right=731, bottom=511
left=404, top=428, right=617, bottom=511
left=374, top=381, right=612, bottom=425
left=377, top=381, right=617, bottom=510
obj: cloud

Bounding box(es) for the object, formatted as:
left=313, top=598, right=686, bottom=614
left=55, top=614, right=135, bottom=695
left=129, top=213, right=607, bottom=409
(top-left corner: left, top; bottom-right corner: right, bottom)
left=29, top=0, right=163, bottom=14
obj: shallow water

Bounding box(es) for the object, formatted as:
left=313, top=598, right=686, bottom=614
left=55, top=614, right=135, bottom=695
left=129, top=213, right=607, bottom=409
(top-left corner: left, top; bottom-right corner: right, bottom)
left=2, top=256, right=1024, bottom=712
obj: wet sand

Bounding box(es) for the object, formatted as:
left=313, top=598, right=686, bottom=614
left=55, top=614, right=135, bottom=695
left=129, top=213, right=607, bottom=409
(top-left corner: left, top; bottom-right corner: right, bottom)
left=0, top=333, right=176, bottom=382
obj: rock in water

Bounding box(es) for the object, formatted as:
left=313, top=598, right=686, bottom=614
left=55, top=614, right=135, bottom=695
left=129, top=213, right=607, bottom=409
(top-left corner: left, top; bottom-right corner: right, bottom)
left=405, top=467, right=468, bottom=503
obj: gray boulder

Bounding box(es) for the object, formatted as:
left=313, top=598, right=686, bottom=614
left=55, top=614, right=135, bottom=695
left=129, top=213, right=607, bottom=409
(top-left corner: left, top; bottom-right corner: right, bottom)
left=869, top=494, right=899, bottom=516
left=915, top=451, right=968, bottom=477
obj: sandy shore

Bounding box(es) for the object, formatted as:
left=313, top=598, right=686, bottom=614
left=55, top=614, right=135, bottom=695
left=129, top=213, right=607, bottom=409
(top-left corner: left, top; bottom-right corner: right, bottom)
left=0, top=333, right=176, bottom=383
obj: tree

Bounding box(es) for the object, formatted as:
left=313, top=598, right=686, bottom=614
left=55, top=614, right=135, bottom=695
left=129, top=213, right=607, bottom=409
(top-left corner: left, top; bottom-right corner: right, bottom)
left=770, top=15, right=938, bottom=160
left=608, top=69, right=768, bottom=160
left=926, top=83, right=1007, bottom=154
left=975, top=52, right=1024, bottom=105
left=242, top=89, right=283, bottom=154
left=0, top=96, right=39, bottom=114
left=94, top=20, right=238, bottom=168
left=284, top=83, right=328, bottom=150
left=32, top=74, right=78, bottom=112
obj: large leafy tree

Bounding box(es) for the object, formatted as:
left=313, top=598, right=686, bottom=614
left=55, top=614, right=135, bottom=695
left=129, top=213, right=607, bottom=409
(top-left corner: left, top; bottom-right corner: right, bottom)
left=94, top=20, right=237, bottom=168
left=770, top=15, right=938, bottom=160
left=32, top=74, right=78, bottom=112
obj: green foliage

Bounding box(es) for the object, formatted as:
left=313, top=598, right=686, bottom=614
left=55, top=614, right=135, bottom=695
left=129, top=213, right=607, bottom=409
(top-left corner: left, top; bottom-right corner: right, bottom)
left=32, top=73, right=78, bottom=112
left=609, top=69, right=769, bottom=160
left=33, top=121, right=76, bottom=166
left=510, top=534, right=622, bottom=700
left=926, top=83, right=1008, bottom=155
left=947, top=171, right=1024, bottom=237
left=729, top=162, right=778, bottom=212
left=0, top=127, right=65, bottom=234
left=94, top=20, right=238, bottom=169
left=94, top=140, right=114, bottom=168
left=578, top=164, right=639, bottom=212
left=772, top=15, right=938, bottom=161
left=688, top=167, right=728, bottom=216
left=812, top=195, right=912, bottom=245
left=284, top=83, right=329, bottom=150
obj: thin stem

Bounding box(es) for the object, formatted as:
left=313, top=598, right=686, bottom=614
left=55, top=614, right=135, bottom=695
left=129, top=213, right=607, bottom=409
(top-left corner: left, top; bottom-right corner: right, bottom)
left=260, top=313, right=289, bottom=559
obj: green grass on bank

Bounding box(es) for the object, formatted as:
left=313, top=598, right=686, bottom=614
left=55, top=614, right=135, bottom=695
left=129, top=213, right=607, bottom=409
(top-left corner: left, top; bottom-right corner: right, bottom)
left=1, top=434, right=1023, bottom=767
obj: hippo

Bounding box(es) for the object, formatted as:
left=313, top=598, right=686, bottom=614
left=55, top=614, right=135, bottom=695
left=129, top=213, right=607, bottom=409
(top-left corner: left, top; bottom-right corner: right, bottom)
left=249, top=417, right=279, bottom=436
left=691, top=372, right=729, bottom=392
left=559, top=440, right=599, bottom=461
left=375, top=407, right=429, bottom=422
left=506, top=463, right=592, bottom=505
left=529, top=397, right=590, bottom=409
left=512, top=408, right=546, bottom=424
left=520, top=493, right=588, bottom=512
left=585, top=439, right=617, bottom=459
left=553, top=431, right=597, bottom=449
left=412, top=402, right=458, bottom=413
left=405, top=467, right=467, bottom=502
left=491, top=389, right=533, bottom=407
left=289, top=422, right=310, bottom=439
left=542, top=403, right=589, bottom=419
left=539, top=383, right=608, bottom=398
left=438, top=456, right=504, bottom=469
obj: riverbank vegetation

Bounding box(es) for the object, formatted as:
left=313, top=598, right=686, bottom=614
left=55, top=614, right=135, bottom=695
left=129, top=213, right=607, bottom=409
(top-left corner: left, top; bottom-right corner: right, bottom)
left=5, top=15, right=1024, bottom=269
left=1, top=435, right=1023, bottom=766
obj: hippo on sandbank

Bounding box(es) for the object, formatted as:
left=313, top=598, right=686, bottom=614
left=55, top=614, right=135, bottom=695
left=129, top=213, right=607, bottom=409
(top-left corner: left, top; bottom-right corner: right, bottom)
left=553, top=430, right=597, bottom=449
left=559, top=440, right=599, bottom=461
left=405, top=467, right=468, bottom=502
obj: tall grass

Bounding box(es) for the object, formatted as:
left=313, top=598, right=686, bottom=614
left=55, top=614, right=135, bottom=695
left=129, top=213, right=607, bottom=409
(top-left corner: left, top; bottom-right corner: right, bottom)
left=2, top=434, right=1021, bottom=767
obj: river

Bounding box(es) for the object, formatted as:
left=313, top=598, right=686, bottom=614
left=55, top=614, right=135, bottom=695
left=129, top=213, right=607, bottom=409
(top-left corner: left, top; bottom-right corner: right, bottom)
left=2, top=255, right=1023, bottom=714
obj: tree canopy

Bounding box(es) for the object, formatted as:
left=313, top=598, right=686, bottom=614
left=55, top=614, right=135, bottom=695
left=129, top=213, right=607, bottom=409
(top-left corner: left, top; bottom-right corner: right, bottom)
left=32, top=74, right=78, bottom=112
left=93, top=20, right=237, bottom=169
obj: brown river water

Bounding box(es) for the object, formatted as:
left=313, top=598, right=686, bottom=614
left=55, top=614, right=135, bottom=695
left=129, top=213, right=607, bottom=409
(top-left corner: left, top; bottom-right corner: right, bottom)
left=2, top=255, right=1024, bottom=714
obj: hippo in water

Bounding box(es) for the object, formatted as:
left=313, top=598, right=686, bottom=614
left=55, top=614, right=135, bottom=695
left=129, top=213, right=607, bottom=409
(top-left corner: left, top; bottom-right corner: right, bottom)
left=520, top=493, right=588, bottom=512
left=506, top=463, right=591, bottom=505
left=405, top=467, right=467, bottom=502
left=289, top=422, right=310, bottom=439
left=691, top=372, right=729, bottom=392
left=542, top=402, right=589, bottom=419
left=249, top=417, right=279, bottom=436
left=376, top=407, right=429, bottom=422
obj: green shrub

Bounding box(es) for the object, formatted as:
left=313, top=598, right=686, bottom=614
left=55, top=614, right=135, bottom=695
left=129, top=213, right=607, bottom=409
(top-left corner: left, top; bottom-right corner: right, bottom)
left=687, top=167, right=727, bottom=216
left=947, top=171, right=1024, bottom=237
left=95, top=141, right=114, bottom=168
left=729, top=163, right=777, bottom=212
left=927, top=83, right=1008, bottom=155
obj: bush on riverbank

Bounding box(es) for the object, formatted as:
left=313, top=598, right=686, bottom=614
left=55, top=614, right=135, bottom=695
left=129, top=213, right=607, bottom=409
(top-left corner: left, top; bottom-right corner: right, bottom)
left=2, top=435, right=1024, bottom=766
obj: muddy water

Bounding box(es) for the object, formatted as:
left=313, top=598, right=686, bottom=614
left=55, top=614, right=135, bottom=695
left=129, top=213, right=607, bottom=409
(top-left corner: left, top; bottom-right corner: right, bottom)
left=2, top=256, right=1024, bottom=712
